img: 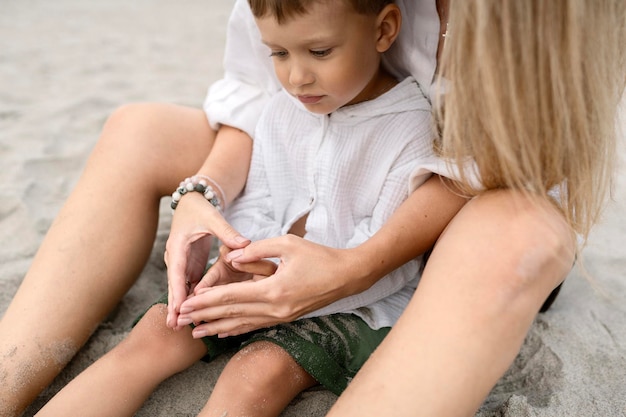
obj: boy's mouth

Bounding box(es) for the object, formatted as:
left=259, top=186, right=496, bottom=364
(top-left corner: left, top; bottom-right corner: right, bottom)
left=297, top=94, right=324, bottom=104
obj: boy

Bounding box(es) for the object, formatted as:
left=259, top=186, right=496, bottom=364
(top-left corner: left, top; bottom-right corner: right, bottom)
left=36, top=1, right=456, bottom=416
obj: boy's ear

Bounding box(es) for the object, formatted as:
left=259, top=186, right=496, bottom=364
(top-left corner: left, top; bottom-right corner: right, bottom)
left=376, top=4, right=401, bottom=53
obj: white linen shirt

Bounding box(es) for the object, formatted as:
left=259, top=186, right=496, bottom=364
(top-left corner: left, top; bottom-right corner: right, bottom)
left=204, top=0, right=440, bottom=140
left=225, top=78, right=437, bottom=330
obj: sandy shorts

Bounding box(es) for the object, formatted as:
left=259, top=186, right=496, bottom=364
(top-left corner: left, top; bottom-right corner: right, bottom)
left=136, top=292, right=390, bottom=395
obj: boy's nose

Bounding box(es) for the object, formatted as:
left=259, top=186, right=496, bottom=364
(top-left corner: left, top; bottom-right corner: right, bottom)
left=288, top=62, right=314, bottom=87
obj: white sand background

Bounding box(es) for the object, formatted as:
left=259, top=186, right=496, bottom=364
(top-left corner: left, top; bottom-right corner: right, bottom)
left=1, top=1, right=624, bottom=416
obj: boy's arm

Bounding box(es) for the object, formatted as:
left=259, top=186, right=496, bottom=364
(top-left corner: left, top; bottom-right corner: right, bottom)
left=352, top=176, right=467, bottom=289
left=302, top=167, right=467, bottom=317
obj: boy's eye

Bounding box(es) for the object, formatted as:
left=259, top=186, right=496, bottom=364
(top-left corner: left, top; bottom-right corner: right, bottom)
left=310, top=48, right=332, bottom=58
left=269, top=50, right=288, bottom=58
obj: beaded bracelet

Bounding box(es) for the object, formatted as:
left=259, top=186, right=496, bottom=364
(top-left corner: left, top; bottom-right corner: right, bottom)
left=196, top=174, right=226, bottom=209
left=171, top=175, right=223, bottom=212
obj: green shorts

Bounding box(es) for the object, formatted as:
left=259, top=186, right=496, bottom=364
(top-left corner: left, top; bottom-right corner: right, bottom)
left=136, top=293, right=390, bottom=395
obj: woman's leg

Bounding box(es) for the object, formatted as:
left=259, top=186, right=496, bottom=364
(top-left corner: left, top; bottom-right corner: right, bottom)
left=36, top=304, right=208, bottom=417
left=199, top=341, right=318, bottom=417
left=327, top=190, right=576, bottom=417
left=0, top=103, right=215, bottom=416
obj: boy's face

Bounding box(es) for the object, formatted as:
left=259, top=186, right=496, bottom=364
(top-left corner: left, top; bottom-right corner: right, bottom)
left=256, top=2, right=384, bottom=114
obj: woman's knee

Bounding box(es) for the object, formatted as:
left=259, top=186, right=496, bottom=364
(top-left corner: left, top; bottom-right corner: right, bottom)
left=479, top=190, right=575, bottom=283
left=96, top=103, right=216, bottom=190
left=101, top=103, right=206, bottom=153
left=435, top=189, right=576, bottom=307
left=100, top=103, right=171, bottom=148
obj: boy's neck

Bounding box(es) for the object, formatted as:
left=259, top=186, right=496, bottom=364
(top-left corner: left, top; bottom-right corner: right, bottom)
left=353, top=68, right=398, bottom=105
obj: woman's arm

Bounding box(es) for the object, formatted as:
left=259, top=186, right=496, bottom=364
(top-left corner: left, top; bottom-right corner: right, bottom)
left=326, top=190, right=575, bottom=417
left=164, top=0, right=288, bottom=327
left=177, top=175, right=468, bottom=337
left=164, top=125, right=254, bottom=329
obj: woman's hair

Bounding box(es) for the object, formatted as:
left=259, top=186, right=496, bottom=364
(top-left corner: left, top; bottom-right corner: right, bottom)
left=436, top=0, right=626, bottom=240
left=248, top=0, right=394, bottom=23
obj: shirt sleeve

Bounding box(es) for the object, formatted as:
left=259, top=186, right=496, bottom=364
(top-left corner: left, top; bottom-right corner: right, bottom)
left=409, top=156, right=483, bottom=192
left=203, top=0, right=282, bottom=139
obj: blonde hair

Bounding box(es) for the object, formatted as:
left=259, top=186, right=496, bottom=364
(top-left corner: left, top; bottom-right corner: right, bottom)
left=436, top=0, right=626, bottom=241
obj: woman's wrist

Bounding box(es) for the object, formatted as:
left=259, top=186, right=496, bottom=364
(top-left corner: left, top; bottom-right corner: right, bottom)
left=191, top=174, right=227, bottom=209
left=170, top=175, right=224, bottom=212
left=341, top=246, right=386, bottom=295
left=194, top=125, right=253, bottom=206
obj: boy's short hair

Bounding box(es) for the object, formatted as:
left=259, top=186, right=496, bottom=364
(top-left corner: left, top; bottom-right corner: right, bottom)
left=248, top=0, right=394, bottom=23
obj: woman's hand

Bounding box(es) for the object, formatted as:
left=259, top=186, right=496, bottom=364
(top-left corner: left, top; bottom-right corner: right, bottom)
left=164, top=192, right=250, bottom=330
left=177, top=235, right=369, bottom=338
left=193, top=245, right=278, bottom=292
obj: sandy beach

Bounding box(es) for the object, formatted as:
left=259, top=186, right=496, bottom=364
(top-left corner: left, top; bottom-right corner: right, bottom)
left=1, top=1, right=625, bottom=416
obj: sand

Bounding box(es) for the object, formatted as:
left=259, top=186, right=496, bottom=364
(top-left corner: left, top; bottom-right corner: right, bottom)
left=1, top=1, right=625, bottom=416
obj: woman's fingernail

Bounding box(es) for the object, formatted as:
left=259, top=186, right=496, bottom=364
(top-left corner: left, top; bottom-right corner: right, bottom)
left=178, top=317, right=193, bottom=326
left=179, top=305, right=192, bottom=314
left=227, top=249, right=243, bottom=260
left=193, top=328, right=207, bottom=338
left=235, top=236, right=249, bottom=244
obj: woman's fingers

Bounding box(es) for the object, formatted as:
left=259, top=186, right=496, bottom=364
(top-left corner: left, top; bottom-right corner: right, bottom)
left=176, top=235, right=357, bottom=335
left=178, top=279, right=299, bottom=330
left=181, top=280, right=276, bottom=318
left=192, top=315, right=282, bottom=338
left=231, top=259, right=277, bottom=276
left=226, top=235, right=291, bottom=263
left=164, top=238, right=192, bottom=329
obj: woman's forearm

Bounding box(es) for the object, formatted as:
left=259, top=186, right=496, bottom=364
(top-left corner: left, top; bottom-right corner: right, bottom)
left=194, top=125, right=253, bottom=205
left=165, top=124, right=253, bottom=327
